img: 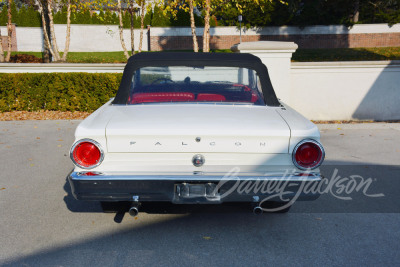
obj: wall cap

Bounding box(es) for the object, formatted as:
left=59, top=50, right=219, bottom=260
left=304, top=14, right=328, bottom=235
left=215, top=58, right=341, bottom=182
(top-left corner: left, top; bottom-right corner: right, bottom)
left=231, top=41, right=298, bottom=52
left=292, top=60, right=400, bottom=68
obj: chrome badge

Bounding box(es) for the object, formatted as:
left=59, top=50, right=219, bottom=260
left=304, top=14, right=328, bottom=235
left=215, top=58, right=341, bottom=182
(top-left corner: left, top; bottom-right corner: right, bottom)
left=192, top=154, right=205, bottom=167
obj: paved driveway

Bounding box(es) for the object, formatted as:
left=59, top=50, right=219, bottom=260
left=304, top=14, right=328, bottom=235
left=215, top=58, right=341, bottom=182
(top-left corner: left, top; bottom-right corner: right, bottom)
left=0, top=121, right=399, bottom=266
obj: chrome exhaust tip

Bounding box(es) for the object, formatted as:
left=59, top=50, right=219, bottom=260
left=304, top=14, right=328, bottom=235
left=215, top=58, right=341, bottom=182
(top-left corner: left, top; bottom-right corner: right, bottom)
left=129, top=196, right=140, bottom=217
left=253, top=206, right=263, bottom=215
left=129, top=206, right=139, bottom=217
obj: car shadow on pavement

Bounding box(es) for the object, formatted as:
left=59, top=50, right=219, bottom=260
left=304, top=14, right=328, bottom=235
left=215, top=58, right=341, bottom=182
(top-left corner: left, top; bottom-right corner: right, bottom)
left=63, top=162, right=400, bottom=217
left=63, top=171, right=103, bottom=213
left=2, top=209, right=296, bottom=266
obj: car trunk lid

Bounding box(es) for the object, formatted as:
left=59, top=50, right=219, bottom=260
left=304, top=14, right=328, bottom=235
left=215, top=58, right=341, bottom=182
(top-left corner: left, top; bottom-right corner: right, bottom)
left=106, top=104, right=290, bottom=153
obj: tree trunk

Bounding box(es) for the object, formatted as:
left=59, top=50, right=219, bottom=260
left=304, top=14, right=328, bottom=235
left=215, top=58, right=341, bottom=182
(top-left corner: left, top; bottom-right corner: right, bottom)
left=38, top=0, right=56, bottom=61
left=46, top=0, right=61, bottom=61
left=61, top=0, right=71, bottom=62
left=189, top=0, right=198, bottom=52
left=139, top=0, right=145, bottom=53
left=353, top=0, right=360, bottom=23
left=41, top=0, right=52, bottom=63
left=202, top=0, right=211, bottom=53
left=117, top=0, right=130, bottom=59
left=5, top=0, right=13, bottom=62
left=128, top=0, right=135, bottom=55
left=0, top=27, right=4, bottom=62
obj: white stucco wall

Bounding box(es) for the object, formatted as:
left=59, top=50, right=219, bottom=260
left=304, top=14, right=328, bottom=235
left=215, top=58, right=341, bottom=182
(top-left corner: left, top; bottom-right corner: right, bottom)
left=15, top=25, right=148, bottom=52
left=289, top=61, right=400, bottom=120
left=11, top=23, right=400, bottom=52
left=0, top=26, right=7, bottom=36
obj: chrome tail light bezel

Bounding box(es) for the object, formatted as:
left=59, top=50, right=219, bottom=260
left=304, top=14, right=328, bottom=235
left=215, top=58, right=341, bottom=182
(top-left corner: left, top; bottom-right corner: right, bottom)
left=70, top=139, right=105, bottom=169
left=292, top=139, right=325, bottom=170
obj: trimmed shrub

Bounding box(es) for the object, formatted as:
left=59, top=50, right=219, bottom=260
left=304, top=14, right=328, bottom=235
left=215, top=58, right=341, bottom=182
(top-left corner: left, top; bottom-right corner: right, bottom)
left=26, top=6, right=41, bottom=27
left=121, top=11, right=141, bottom=28
left=0, top=5, right=7, bottom=26
left=73, top=9, right=92, bottom=24
left=0, top=73, right=122, bottom=112
left=152, top=5, right=171, bottom=27
left=54, top=6, right=68, bottom=24
left=143, top=10, right=152, bottom=27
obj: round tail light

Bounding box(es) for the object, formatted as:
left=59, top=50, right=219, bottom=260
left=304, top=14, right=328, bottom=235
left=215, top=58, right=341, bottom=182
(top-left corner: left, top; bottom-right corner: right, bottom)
left=70, top=139, right=104, bottom=169
left=292, top=139, right=325, bottom=170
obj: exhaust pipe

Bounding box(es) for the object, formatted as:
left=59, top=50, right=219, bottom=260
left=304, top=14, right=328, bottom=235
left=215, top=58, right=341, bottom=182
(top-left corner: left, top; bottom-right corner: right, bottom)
left=253, top=206, right=263, bottom=215
left=129, top=205, right=139, bottom=217
left=129, top=196, right=140, bottom=217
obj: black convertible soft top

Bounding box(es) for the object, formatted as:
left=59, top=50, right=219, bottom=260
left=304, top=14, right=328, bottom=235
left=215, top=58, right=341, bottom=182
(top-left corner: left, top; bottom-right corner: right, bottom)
left=113, top=52, right=280, bottom=106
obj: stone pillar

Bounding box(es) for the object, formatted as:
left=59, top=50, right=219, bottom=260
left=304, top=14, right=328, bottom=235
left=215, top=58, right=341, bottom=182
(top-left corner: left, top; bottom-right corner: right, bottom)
left=231, top=41, right=297, bottom=104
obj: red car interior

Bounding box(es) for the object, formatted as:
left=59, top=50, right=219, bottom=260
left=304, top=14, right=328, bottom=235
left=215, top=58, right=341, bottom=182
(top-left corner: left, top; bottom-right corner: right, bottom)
left=130, top=92, right=195, bottom=104
left=233, top=84, right=259, bottom=103
left=196, top=94, right=226, bottom=101
left=129, top=84, right=259, bottom=104
left=250, top=93, right=259, bottom=103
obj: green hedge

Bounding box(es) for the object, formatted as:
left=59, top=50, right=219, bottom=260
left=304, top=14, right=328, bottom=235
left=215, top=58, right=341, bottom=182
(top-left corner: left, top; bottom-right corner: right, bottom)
left=1, top=1, right=400, bottom=28
left=1, top=5, right=172, bottom=28
left=0, top=73, right=122, bottom=112
left=0, top=4, right=41, bottom=27
left=0, top=4, right=202, bottom=28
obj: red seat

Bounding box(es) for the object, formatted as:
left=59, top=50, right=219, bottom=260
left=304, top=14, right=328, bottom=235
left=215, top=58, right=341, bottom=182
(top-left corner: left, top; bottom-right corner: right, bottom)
left=130, top=92, right=195, bottom=104
left=197, top=94, right=226, bottom=101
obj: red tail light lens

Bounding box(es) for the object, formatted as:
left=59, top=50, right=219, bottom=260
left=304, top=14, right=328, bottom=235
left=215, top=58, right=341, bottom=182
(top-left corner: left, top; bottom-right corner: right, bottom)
left=70, top=139, right=104, bottom=169
left=293, top=140, right=325, bottom=170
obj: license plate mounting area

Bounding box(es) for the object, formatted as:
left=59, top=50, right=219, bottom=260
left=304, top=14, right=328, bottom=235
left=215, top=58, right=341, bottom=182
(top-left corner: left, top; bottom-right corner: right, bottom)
left=173, top=183, right=221, bottom=204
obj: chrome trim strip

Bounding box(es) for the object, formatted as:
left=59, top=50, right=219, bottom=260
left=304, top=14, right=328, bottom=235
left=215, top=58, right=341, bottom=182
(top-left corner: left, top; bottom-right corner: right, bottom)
left=70, top=139, right=105, bottom=170
left=111, top=102, right=257, bottom=106
left=70, top=172, right=322, bottom=182
left=292, top=139, right=325, bottom=170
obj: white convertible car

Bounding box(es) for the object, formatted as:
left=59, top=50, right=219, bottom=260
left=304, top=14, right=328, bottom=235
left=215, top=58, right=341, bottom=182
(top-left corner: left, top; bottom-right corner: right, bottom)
left=68, top=52, right=324, bottom=215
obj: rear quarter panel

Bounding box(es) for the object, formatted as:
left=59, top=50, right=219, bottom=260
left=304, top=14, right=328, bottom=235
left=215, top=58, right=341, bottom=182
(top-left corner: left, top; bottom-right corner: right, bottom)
left=276, top=102, right=321, bottom=153
left=72, top=99, right=115, bottom=171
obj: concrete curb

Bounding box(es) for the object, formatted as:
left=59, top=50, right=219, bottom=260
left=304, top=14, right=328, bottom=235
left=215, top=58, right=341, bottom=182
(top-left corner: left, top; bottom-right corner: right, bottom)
left=317, top=123, right=400, bottom=130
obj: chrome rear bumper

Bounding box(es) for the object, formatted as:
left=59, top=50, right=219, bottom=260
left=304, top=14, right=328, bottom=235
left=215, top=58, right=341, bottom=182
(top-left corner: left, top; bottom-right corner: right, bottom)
left=68, top=171, right=322, bottom=203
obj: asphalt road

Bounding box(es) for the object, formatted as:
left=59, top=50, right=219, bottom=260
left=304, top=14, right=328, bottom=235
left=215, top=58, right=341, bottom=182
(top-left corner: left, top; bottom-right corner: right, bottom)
left=0, top=121, right=399, bottom=266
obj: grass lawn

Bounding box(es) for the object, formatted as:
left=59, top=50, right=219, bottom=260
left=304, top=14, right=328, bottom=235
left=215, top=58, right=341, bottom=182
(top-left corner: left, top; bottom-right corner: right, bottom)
left=9, top=47, right=400, bottom=63
left=9, top=51, right=129, bottom=63
left=9, top=49, right=232, bottom=63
